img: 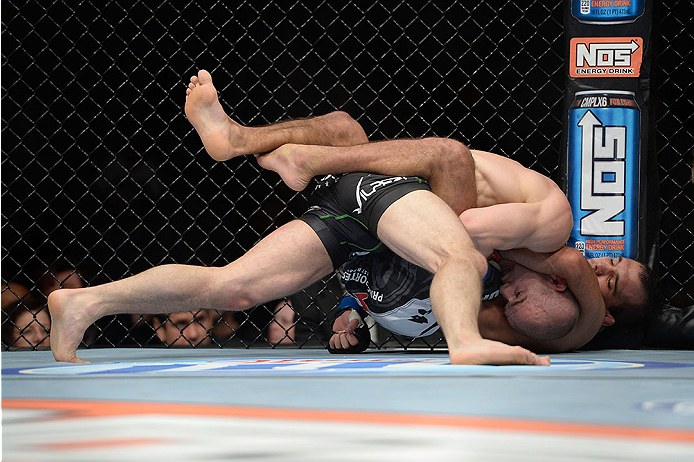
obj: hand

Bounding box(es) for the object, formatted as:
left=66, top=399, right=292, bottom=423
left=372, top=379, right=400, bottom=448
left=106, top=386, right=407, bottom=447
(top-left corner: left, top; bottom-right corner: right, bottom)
left=449, top=338, right=550, bottom=366
left=328, top=310, right=361, bottom=350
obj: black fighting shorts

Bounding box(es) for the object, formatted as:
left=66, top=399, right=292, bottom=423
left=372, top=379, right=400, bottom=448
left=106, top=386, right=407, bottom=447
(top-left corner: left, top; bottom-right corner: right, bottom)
left=300, top=173, right=431, bottom=269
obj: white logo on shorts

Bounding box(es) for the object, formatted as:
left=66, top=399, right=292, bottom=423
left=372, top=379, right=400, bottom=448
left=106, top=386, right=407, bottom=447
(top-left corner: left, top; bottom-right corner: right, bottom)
left=353, top=176, right=407, bottom=215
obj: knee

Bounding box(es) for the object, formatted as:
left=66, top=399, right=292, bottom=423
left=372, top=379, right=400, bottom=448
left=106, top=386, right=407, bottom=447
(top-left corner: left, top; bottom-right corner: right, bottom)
left=326, top=111, right=368, bottom=145
left=431, top=245, right=488, bottom=280
left=425, top=138, right=474, bottom=176
left=462, top=249, right=489, bottom=280
left=210, top=267, right=257, bottom=312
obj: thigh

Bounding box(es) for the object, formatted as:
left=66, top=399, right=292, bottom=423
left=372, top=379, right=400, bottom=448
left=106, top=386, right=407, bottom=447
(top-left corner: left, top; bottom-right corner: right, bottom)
left=228, top=219, right=335, bottom=304
left=376, top=190, right=477, bottom=273
left=302, top=173, right=432, bottom=268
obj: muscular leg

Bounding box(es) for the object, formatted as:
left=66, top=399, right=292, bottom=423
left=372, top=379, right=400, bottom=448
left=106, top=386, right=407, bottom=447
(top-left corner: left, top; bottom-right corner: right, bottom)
left=259, top=138, right=476, bottom=214
left=184, top=70, right=474, bottom=214
left=48, top=220, right=333, bottom=363
left=184, top=70, right=368, bottom=161
left=377, top=190, right=548, bottom=365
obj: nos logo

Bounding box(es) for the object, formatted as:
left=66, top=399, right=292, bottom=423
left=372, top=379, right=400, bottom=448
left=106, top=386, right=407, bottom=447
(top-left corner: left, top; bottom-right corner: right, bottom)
left=578, top=110, right=626, bottom=236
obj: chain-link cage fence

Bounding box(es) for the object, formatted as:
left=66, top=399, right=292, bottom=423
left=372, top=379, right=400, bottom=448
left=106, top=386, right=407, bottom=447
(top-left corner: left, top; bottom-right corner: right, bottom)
left=2, top=1, right=692, bottom=351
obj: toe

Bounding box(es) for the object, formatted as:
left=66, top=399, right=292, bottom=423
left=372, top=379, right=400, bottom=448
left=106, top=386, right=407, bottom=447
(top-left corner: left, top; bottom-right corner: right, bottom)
left=198, top=69, right=212, bottom=85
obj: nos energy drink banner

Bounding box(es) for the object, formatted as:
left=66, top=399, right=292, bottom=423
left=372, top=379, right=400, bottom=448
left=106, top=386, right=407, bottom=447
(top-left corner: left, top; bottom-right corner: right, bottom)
left=562, top=0, right=656, bottom=261
left=568, top=91, right=639, bottom=257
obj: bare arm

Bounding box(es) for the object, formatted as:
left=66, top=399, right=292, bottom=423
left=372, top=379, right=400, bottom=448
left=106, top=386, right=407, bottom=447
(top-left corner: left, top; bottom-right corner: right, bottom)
left=460, top=199, right=573, bottom=258
left=498, top=247, right=605, bottom=352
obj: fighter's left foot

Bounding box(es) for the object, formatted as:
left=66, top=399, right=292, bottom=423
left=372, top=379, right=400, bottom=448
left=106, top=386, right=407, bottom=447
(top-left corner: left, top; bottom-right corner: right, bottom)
left=184, top=70, right=246, bottom=161
left=47, top=289, right=96, bottom=363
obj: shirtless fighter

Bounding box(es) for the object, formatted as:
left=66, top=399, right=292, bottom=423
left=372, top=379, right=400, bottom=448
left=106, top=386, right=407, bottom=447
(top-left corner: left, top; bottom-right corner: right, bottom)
left=328, top=247, right=595, bottom=354
left=188, top=69, right=607, bottom=350
left=183, top=69, right=606, bottom=344
left=185, top=70, right=658, bottom=344
left=48, top=72, right=559, bottom=365
left=48, top=69, right=612, bottom=364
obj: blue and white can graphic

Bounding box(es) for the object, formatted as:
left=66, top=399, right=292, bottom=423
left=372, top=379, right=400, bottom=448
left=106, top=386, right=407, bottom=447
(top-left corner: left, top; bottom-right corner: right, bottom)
left=571, top=0, right=644, bottom=24
left=567, top=91, right=640, bottom=259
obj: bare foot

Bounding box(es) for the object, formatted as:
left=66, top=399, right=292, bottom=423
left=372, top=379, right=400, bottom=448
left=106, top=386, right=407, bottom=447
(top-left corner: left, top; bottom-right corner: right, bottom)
left=256, top=144, right=316, bottom=191
left=48, top=289, right=97, bottom=363
left=184, top=70, right=247, bottom=161
left=448, top=339, right=550, bottom=366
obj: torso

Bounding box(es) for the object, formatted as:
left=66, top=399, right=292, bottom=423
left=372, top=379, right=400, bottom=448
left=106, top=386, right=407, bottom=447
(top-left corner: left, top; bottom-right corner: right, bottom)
left=342, top=250, right=501, bottom=338
left=342, top=250, right=439, bottom=338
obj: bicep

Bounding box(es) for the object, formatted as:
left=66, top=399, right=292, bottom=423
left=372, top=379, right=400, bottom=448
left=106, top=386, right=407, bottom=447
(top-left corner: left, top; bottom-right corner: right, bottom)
left=461, top=200, right=571, bottom=255
left=460, top=203, right=545, bottom=256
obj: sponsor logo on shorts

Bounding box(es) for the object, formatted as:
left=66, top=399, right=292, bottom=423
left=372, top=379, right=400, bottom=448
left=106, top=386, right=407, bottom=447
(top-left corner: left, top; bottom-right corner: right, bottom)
left=570, top=37, right=643, bottom=78
left=353, top=176, right=408, bottom=214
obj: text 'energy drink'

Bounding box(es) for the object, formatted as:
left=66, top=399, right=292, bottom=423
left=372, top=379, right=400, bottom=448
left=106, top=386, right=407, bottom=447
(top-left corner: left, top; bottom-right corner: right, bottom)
left=571, top=0, right=644, bottom=24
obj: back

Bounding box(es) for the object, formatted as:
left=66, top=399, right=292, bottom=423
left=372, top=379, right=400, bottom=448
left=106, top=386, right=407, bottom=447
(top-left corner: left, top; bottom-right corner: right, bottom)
left=471, top=150, right=565, bottom=207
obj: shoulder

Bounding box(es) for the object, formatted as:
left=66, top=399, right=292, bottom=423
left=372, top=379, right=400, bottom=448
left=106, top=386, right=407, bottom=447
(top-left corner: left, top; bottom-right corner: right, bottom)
left=470, top=150, right=523, bottom=169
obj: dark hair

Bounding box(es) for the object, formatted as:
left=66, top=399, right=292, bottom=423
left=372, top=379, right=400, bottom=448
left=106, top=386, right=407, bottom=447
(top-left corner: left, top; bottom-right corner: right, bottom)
left=1, top=295, right=50, bottom=348
left=638, top=264, right=667, bottom=320
left=37, top=260, right=84, bottom=295
left=611, top=263, right=665, bottom=325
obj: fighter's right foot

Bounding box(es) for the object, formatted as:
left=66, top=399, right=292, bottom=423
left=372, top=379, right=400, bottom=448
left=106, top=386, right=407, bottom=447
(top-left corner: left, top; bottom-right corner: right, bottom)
left=48, top=289, right=97, bottom=363
left=184, top=70, right=247, bottom=161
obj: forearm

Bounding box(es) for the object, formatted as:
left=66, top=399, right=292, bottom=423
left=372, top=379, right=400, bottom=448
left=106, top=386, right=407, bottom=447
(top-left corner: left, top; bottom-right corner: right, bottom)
left=498, top=247, right=571, bottom=275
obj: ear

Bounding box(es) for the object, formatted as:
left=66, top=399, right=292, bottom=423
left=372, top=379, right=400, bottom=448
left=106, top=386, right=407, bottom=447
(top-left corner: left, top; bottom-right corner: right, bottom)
left=602, top=309, right=616, bottom=327
left=550, top=275, right=568, bottom=292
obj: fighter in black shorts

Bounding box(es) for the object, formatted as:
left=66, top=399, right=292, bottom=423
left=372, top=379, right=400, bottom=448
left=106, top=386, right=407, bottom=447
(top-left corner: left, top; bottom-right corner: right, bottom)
left=301, top=173, right=431, bottom=269
left=48, top=71, right=561, bottom=366
left=305, top=175, right=579, bottom=356
left=300, top=173, right=503, bottom=350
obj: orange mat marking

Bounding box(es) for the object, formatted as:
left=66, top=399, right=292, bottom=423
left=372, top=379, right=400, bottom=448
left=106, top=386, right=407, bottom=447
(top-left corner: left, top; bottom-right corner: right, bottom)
left=4, top=398, right=694, bottom=444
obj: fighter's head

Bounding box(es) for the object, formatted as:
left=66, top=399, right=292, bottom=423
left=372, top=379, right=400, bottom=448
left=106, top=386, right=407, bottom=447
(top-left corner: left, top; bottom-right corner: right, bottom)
left=588, top=257, right=664, bottom=327
left=499, top=260, right=579, bottom=340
